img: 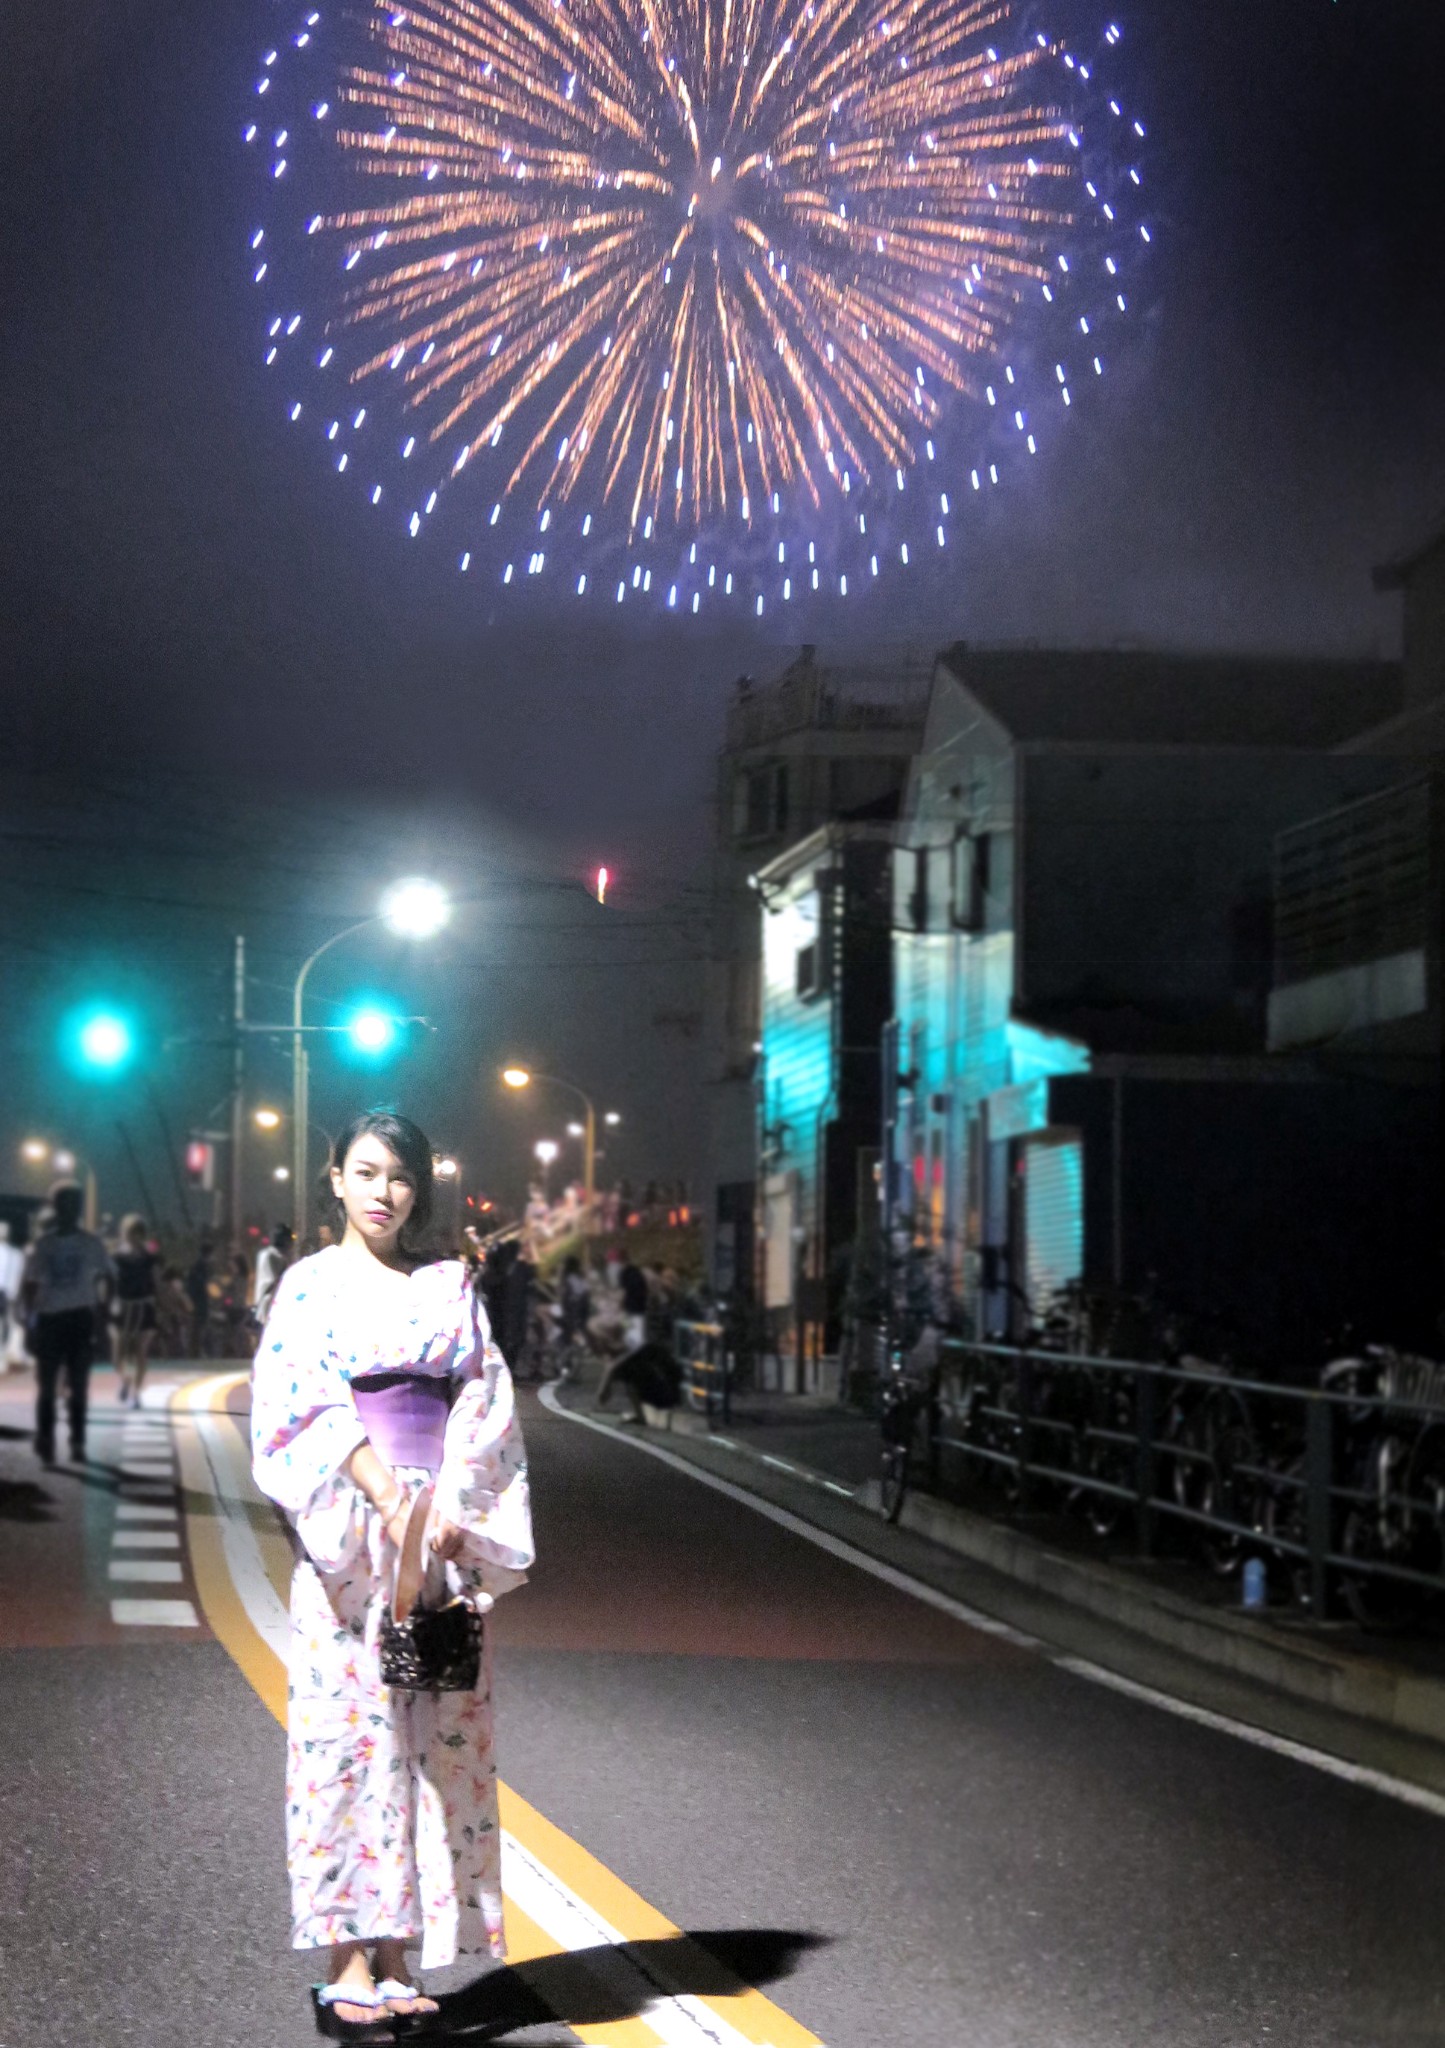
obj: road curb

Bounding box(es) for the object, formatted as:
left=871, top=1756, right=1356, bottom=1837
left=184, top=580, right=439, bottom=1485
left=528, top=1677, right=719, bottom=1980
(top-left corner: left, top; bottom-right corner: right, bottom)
left=605, top=1396, right=1445, bottom=1754
left=867, top=1477, right=1445, bottom=1747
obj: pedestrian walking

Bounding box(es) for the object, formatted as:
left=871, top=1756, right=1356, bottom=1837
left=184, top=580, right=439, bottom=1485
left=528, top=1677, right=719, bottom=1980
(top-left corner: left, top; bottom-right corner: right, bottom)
left=22, top=1182, right=114, bottom=1465
left=111, top=1214, right=159, bottom=1406
left=185, top=1240, right=215, bottom=1358
left=253, top=1222, right=294, bottom=1329
left=559, top=1254, right=591, bottom=1342
left=0, top=1221, right=24, bottom=1369
left=252, top=1109, right=533, bottom=2039
left=619, top=1256, right=649, bottom=1351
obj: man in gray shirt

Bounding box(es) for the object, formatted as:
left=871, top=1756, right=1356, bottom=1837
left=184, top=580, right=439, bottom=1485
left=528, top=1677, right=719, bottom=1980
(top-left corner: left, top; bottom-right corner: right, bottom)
left=22, top=1183, right=114, bottom=1465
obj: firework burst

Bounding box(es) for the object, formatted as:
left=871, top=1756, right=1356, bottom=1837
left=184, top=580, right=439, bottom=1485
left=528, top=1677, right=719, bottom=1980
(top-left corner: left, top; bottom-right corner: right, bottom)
left=247, top=2, right=1150, bottom=607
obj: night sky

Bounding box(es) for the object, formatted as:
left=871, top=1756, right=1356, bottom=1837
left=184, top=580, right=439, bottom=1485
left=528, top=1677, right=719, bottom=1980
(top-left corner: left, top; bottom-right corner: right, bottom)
left=3, top=0, right=1443, bottom=1220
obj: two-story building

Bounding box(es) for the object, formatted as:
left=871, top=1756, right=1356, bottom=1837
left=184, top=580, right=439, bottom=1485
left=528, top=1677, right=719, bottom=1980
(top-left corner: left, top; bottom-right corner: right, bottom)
left=885, top=645, right=1439, bottom=1365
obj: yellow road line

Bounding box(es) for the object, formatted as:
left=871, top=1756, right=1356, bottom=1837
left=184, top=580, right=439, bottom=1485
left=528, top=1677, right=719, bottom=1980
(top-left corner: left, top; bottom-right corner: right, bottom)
left=174, top=1373, right=824, bottom=2048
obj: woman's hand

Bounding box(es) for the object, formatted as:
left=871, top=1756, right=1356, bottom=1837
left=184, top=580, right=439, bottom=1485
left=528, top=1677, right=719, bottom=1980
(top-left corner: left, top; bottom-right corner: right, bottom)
left=430, top=1515, right=465, bottom=1562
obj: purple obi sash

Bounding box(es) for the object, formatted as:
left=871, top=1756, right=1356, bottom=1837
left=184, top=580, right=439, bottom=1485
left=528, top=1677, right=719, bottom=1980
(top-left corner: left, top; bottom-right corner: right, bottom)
left=351, top=1372, right=451, bottom=1474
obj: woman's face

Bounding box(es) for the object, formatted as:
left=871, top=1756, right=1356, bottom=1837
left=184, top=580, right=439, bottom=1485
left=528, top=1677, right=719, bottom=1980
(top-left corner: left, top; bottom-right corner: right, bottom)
left=331, top=1132, right=417, bottom=1253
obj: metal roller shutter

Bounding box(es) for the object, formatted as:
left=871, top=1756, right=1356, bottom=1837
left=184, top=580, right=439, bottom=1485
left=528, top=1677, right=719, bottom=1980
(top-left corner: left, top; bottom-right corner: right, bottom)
left=1023, top=1131, right=1083, bottom=1311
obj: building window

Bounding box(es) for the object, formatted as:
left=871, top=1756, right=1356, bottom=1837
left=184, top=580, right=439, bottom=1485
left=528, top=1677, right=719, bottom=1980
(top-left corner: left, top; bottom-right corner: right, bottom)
left=737, top=762, right=790, bottom=841
left=952, top=833, right=988, bottom=932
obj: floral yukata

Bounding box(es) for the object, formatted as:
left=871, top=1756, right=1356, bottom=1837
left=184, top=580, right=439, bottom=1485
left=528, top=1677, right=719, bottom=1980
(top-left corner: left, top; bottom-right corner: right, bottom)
left=252, top=1247, right=533, bottom=1968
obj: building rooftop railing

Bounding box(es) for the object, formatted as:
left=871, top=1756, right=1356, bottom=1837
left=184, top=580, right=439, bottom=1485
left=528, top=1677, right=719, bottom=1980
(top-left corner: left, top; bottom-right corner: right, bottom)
left=1272, top=776, right=1432, bottom=987
left=726, top=653, right=933, bottom=750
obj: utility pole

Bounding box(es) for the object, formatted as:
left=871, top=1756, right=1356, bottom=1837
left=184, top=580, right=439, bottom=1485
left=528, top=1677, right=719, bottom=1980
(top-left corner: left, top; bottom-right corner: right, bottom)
left=230, top=934, right=246, bottom=1255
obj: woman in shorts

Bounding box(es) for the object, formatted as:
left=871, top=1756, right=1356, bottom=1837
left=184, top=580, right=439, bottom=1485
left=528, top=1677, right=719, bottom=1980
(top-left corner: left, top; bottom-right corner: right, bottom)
left=111, top=1214, right=159, bottom=1405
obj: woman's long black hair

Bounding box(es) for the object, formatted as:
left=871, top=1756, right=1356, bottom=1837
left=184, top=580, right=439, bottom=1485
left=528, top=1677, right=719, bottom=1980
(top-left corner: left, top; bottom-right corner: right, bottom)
left=326, top=1108, right=436, bottom=1255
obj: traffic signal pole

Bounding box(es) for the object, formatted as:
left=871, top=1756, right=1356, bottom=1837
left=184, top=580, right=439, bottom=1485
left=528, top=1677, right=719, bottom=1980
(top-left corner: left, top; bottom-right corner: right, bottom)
left=230, top=934, right=246, bottom=1255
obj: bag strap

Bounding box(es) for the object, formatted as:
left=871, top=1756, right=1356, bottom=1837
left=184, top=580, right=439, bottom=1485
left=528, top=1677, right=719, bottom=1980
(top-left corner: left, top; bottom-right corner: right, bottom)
left=391, top=1484, right=435, bottom=1623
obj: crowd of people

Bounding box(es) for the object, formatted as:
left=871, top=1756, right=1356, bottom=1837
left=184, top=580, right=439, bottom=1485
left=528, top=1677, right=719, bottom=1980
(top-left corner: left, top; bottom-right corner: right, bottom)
left=0, top=1168, right=707, bottom=1468
left=471, top=1230, right=709, bottom=1423
left=0, top=1188, right=299, bottom=1463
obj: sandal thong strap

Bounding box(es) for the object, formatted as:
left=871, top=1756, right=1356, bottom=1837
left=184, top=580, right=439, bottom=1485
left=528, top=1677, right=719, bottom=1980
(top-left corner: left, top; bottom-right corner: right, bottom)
left=374, top=1982, right=424, bottom=2001
left=315, top=1983, right=390, bottom=2011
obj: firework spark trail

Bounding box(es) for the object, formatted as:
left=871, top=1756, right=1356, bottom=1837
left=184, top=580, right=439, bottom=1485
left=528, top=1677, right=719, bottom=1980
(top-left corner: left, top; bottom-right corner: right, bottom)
left=320, top=0, right=1074, bottom=533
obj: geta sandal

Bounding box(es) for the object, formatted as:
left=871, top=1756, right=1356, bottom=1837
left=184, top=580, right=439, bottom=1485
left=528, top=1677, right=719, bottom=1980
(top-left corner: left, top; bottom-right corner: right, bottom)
left=310, top=1981, right=395, bottom=2041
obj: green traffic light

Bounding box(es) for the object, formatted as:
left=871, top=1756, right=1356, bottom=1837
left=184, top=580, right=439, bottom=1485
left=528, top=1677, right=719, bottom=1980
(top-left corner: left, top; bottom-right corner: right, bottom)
left=347, top=1008, right=398, bottom=1057
left=67, top=1006, right=137, bottom=1075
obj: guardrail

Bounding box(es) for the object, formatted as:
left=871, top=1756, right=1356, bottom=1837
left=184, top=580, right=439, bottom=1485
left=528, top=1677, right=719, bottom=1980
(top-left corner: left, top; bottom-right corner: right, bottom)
left=676, top=1319, right=732, bottom=1425
left=915, top=1339, right=1445, bottom=1629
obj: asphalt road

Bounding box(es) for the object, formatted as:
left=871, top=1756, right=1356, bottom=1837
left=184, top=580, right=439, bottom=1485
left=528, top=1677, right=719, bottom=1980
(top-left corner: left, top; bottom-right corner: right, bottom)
left=4, top=1374, right=1444, bottom=2047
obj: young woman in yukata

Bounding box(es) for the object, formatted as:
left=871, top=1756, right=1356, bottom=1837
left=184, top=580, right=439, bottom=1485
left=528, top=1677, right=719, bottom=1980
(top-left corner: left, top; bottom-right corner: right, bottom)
left=252, top=1109, right=534, bottom=2041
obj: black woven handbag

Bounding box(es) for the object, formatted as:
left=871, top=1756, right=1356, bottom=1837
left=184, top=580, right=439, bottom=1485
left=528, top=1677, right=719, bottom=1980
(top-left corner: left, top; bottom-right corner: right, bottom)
left=379, top=1594, right=482, bottom=1692
left=378, top=1486, right=482, bottom=1692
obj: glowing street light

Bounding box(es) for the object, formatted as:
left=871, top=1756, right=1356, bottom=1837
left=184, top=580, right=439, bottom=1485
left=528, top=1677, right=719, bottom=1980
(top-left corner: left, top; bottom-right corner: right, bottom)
left=566, top=1121, right=585, bottom=1139
left=254, top=1107, right=282, bottom=1131
left=381, top=877, right=451, bottom=940
left=501, top=1067, right=531, bottom=1091
left=53, top=1150, right=78, bottom=1177
left=273, top=1165, right=291, bottom=1181
left=435, top=1156, right=459, bottom=1179
left=604, top=1111, right=622, bottom=1127
left=534, top=1139, right=559, bottom=1166
left=291, top=877, right=449, bottom=1238
left=20, top=1140, right=50, bottom=1165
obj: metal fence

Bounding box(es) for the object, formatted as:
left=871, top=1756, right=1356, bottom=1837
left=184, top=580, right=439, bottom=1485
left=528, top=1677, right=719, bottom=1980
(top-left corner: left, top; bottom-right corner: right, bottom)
left=915, top=1339, right=1445, bottom=1629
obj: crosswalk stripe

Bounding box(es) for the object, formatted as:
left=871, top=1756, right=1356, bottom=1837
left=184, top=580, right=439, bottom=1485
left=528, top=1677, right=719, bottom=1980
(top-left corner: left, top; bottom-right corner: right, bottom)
left=111, top=1598, right=199, bottom=1627
left=111, top=1531, right=180, bottom=1550
left=108, top=1559, right=184, bottom=1583
left=116, top=1504, right=178, bottom=1521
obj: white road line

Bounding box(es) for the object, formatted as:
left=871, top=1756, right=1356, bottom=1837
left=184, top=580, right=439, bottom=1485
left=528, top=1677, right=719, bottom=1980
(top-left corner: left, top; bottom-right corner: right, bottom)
left=539, top=1386, right=1445, bottom=1823
left=182, top=1379, right=291, bottom=1661
left=110, top=1531, right=180, bottom=1550
left=502, top=1832, right=767, bottom=2048
left=120, top=1461, right=174, bottom=1479
left=540, top=1388, right=1034, bottom=1650
left=111, top=1598, right=199, bottom=1627
left=116, top=1504, right=177, bottom=1521
left=108, top=1559, right=184, bottom=1583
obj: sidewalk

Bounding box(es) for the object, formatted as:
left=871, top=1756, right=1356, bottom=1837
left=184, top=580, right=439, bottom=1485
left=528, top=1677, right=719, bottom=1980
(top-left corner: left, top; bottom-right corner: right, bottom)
left=581, top=1381, right=1445, bottom=1764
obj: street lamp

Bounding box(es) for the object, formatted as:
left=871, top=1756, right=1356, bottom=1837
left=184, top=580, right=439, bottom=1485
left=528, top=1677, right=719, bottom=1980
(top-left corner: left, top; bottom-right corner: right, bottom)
left=20, top=1140, right=49, bottom=1165
left=502, top=1067, right=600, bottom=1243
left=292, top=879, right=450, bottom=1240
left=273, top=1165, right=290, bottom=1181
left=254, top=1107, right=282, bottom=1131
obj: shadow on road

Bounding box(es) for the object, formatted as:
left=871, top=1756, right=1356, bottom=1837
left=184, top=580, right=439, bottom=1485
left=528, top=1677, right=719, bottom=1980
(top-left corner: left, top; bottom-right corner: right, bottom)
left=0, top=1477, right=56, bottom=1523
left=438, top=1927, right=830, bottom=2040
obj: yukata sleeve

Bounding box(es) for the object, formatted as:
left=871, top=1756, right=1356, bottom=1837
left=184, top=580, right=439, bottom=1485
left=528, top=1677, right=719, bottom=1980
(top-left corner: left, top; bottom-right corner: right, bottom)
left=250, top=1264, right=368, bottom=1571
left=434, top=1280, right=534, bottom=1600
